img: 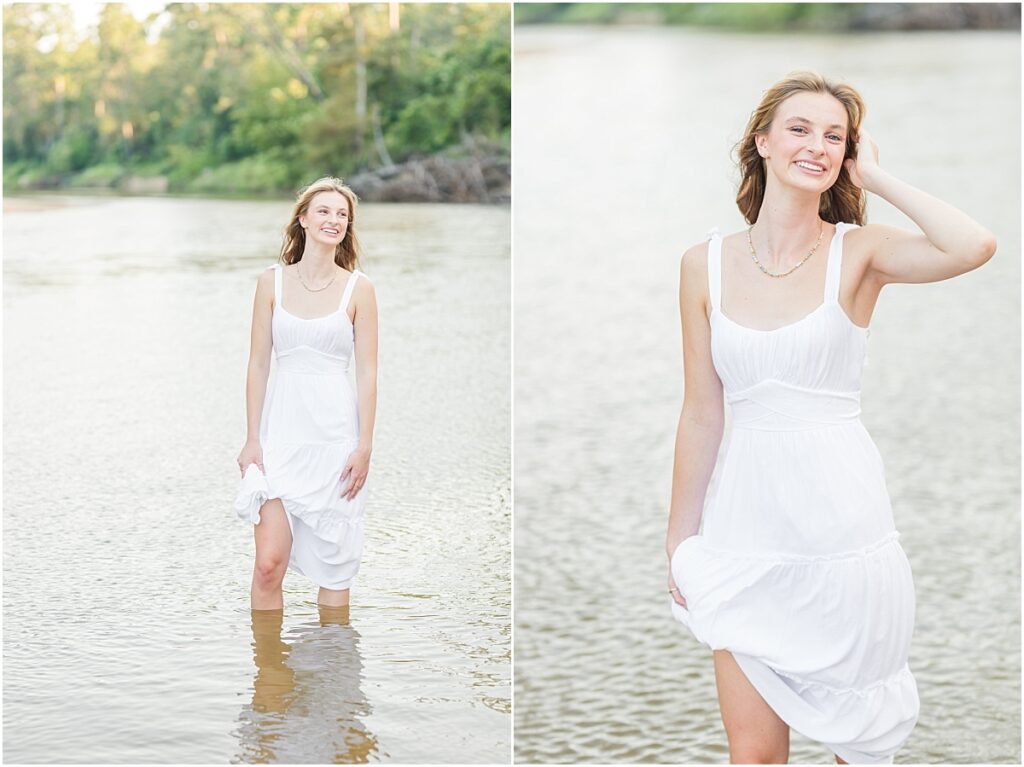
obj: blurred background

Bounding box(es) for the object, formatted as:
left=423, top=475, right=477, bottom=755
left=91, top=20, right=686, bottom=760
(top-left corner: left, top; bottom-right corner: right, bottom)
left=4, top=2, right=510, bottom=763
left=517, top=1, right=1020, bottom=30
left=514, top=3, right=1020, bottom=764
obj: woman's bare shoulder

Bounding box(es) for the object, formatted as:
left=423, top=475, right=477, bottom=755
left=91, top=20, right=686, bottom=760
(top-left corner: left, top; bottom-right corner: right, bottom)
left=845, top=221, right=907, bottom=242
left=680, top=239, right=710, bottom=266
left=841, top=222, right=899, bottom=265
left=679, top=240, right=711, bottom=303
left=351, top=270, right=375, bottom=298
left=718, top=228, right=754, bottom=254
left=256, top=265, right=276, bottom=290
left=350, top=271, right=376, bottom=309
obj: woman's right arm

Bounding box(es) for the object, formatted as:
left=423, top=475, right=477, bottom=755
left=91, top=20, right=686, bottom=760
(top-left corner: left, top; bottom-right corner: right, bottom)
left=666, top=242, right=725, bottom=606
left=237, top=269, right=275, bottom=475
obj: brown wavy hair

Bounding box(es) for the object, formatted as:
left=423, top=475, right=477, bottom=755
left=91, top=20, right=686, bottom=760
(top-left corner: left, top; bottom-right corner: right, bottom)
left=735, top=71, right=866, bottom=226
left=280, top=176, right=362, bottom=270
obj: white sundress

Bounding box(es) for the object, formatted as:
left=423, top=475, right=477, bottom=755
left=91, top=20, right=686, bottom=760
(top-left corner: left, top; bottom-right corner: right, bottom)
left=670, top=223, right=919, bottom=764
left=235, top=264, right=368, bottom=591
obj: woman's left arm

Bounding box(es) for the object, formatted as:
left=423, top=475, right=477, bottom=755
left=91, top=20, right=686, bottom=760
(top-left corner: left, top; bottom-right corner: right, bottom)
left=846, top=130, right=997, bottom=285
left=341, top=278, right=378, bottom=501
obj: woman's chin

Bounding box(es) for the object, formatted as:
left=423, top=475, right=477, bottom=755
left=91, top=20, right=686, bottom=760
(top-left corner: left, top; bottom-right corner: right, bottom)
left=784, top=172, right=832, bottom=193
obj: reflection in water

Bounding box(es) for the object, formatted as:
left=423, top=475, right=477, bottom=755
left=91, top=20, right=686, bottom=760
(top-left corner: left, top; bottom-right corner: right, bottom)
left=235, top=607, right=379, bottom=764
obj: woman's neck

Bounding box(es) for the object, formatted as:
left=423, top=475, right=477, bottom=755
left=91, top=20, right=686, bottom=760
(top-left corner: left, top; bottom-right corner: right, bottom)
left=298, top=244, right=338, bottom=279
left=752, top=181, right=825, bottom=268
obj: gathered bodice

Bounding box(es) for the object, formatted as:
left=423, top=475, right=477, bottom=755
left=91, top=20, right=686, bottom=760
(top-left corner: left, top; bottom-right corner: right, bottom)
left=708, top=223, right=870, bottom=431
left=270, top=264, right=361, bottom=376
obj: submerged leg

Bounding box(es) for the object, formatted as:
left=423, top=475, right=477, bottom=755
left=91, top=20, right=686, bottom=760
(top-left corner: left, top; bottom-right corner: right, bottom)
left=251, top=499, right=292, bottom=610
left=318, top=603, right=351, bottom=625
left=318, top=586, right=351, bottom=608
left=714, top=649, right=790, bottom=764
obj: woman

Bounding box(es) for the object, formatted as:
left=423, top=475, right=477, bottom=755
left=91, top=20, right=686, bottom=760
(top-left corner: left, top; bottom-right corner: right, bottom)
left=666, top=72, right=995, bottom=764
left=235, top=177, right=378, bottom=611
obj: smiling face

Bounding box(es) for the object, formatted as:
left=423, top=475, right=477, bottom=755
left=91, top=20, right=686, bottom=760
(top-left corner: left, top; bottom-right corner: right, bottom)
left=756, top=91, right=851, bottom=193
left=299, top=190, right=351, bottom=247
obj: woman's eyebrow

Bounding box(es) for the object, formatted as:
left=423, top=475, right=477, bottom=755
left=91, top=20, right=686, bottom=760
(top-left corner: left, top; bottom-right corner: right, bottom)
left=785, top=116, right=846, bottom=131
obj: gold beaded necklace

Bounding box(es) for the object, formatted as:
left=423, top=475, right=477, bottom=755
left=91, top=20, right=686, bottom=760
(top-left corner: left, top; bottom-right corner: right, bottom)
left=746, top=221, right=825, bottom=278
left=296, top=262, right=338, bottom=292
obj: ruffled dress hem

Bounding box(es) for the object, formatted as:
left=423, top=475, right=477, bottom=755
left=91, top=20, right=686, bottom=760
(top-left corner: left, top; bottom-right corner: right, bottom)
left=234, top=443, right=367, bottom=591
left=670, top=532, right=918, bottom=763
left=734, top=653, right=917, bottom=765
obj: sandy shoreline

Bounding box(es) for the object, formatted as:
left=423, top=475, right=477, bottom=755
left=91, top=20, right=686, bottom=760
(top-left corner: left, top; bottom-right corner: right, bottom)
left=2, top=195, right=105, bottom=212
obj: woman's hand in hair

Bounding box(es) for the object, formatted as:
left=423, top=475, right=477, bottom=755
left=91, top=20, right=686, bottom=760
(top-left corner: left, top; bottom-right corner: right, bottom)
left=844, top=129, right=881, bottom=192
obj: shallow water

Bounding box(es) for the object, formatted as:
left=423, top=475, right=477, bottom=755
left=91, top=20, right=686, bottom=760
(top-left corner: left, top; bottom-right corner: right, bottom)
left=513, top=26, right=1020, bottom=764
left=3, top=195, right=510, bottom=762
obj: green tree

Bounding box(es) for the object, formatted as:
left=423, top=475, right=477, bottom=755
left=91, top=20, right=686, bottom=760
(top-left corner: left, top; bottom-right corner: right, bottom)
left=3, top=2, right=511, bottom=193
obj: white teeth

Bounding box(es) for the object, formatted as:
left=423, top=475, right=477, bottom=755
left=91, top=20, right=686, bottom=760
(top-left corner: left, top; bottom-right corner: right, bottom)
left=796, top=161, right=824, bottom=172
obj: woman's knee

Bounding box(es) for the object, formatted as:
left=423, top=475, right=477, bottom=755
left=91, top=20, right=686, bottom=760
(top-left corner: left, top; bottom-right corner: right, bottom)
left=252, top=499, right=291, bottom=588
left=715, top=650, right=789, bottom=763
left=729, top=742, right=788, bottom=764
left=723, top=716, right=789, bottom=764
left=254, top=553, right=288, bottom=585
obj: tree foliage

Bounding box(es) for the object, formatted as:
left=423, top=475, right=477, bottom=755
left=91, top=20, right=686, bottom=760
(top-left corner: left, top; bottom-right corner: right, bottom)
left=513, top=2, right=1019, bottom=30
left=3, top=2, right=511, bottom=193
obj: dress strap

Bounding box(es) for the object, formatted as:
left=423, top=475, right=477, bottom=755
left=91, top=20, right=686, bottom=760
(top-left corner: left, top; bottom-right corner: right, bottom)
left=823, top=222, right=854, bottom=304
left=706, top=228, right=722, bottom=313
left=339, top=270, right=362, bottom=314
left=271, top=263, right=282, bottom=308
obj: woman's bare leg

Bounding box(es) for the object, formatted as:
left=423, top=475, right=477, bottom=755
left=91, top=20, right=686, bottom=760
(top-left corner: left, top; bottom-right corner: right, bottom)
left=318, top=604, right=351, bottom=625
left=251, top=499, right=292, bottom=610
left=318, top=586, right=350, bottom=607
left=714, top=650, right=790, bottom=764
